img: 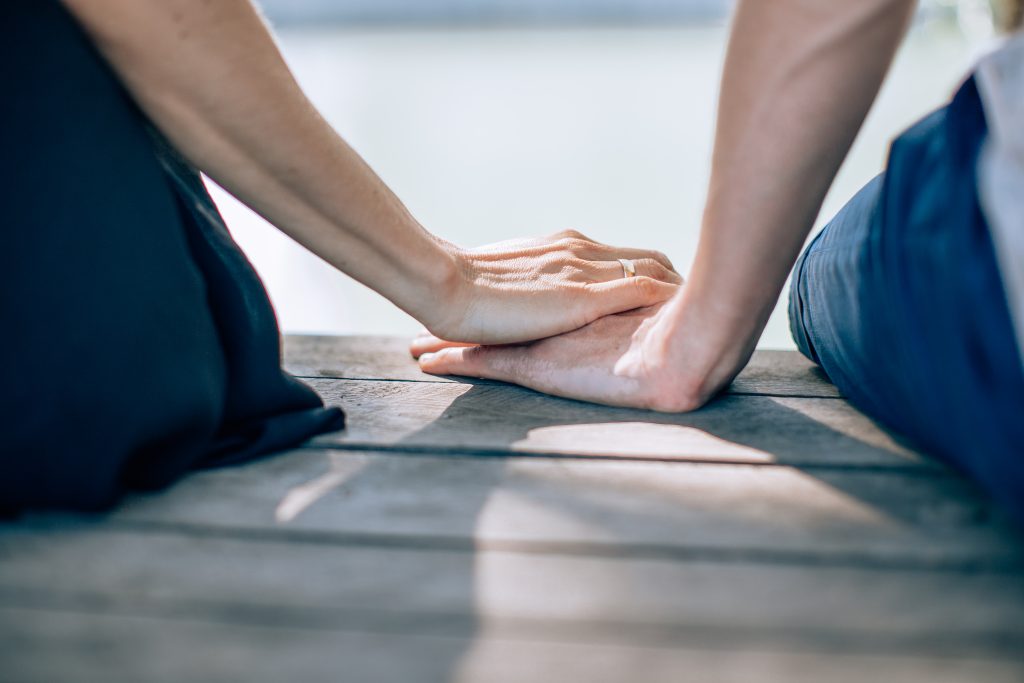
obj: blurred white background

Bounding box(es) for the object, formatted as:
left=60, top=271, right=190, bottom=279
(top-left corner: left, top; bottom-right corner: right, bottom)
left=211, top=1, right=998, bottom=348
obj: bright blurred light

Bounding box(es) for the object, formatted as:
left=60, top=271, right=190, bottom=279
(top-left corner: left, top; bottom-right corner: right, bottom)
left=215, top=8, right=998, bottom=347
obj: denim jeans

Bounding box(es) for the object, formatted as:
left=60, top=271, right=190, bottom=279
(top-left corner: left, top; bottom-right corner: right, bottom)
left=789, top=77, right=1024, bottom=522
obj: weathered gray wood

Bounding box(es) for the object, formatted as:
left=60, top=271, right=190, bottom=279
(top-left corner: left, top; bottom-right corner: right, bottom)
left=282, top=334, right=842, bottom=398
left=5, top=333, right=1015, bottom=683
left=98, top=450, right=1023, bottom=568
left=731, top=349, right=841, bottom=397
left=304, top=378, right=923, bottom=468
left=2, top=608, right=1021, bottom=683
left=284, top=334, right=449, bottom=383
left=2, top=522, right=1023, bottom=652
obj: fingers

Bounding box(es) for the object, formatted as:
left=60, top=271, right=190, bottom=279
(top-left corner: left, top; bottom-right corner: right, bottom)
left=601, top=258, right=683, bottom=285
left=477, top=228, right=677, bottom=279
left=417, top=346, right=481, bottom=377
left=545, top=229, right=676, bottom=274
left=606, top=247, right=676, bottom=273
left=574, top=244, right=676, bottom=273
left=410, top=331, right=474, bottom=358
left=583, top=276, right=679, bottom=322
left=418, top=345, right=522, bottom=383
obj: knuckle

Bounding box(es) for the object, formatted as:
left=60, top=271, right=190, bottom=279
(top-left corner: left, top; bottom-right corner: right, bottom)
left=654, top=262, right=681, bottom=284
left=461, top=346, right=490, bottom=372
left=551, top=228, right=585, bottom=241
left=641, top=258, right=667, bottom=278
left=633, top=275, right=660, bottom=298
left=558, top=237, right=589, bottom=252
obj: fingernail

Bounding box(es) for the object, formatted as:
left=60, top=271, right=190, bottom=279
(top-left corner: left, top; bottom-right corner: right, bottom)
left=419, top=352, right=436, bottom=363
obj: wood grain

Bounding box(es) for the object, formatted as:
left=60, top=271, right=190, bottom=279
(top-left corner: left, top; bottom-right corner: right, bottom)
left=303, top=378, right=924, bottom=468
left=4, top=607, right=1021, bottom=683
left=2, top=522, right=1023, bottom=648
left=3, top=334, right=1018, bottom=683
left=283, top=335, right=842, bottom=398
left=96, top=450, right=1023, bottom=569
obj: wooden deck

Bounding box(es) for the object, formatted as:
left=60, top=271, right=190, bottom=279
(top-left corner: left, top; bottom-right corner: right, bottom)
left=2, top=335, right=1022, bottom=682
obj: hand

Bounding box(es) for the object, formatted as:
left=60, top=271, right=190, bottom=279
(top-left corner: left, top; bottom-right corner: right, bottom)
left=413, top=303, right=712, bottom=412
left=426, top=229, right=681, bottom=345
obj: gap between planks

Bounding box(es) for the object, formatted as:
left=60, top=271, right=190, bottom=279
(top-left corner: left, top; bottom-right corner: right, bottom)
left=14, top=517, right=1020, bottom=573
left=290, top=373, right=846, bottom=400
left=303, top=378, right=929, bottom=470
left=294, top=441, right=951, bottom=474
left=3, top=525, right=1024, bottom=657
left=3, top=609, right=1022, bottom=683
left=1, top=591, right=1021, bottom=661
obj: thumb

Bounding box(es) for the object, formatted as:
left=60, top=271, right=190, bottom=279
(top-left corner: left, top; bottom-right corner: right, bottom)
left=418, top=345, right=521, bottom=383
left=410, top=334, right=475, bottom=359
left=418, top=346, right=485, bottom=377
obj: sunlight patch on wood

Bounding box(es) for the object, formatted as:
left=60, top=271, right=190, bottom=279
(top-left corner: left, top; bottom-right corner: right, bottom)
left=275, top=452, right=369, bottom=523
left=512, top=422, right=776, bottom=462
left=771, top=397, right=925, bottom=464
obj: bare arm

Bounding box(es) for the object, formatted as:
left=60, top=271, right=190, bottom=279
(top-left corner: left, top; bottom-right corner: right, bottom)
left=418, top=0, right=917, bottom=409
left=656, top=0, right=916, bottom=403
left=62, top=0, right=679, bottom=344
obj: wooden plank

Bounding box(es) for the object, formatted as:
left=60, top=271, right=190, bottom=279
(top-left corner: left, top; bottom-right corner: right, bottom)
left=284, top=334, right=449, bottom=383
left=3, top=608, right=1020, bottom=683
left=304, top=378, right=923, bottom=468
left=2, top=522, right=1023, bottom=651
left=100, top=450, right=1022, bottom=568
left=731, top=349, right=841, bottom=397
left=282, top=335, right=841, bottom=398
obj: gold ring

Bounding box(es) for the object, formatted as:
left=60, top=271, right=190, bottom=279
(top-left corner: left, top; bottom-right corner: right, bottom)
left=618, top=258, right=636, bottom=278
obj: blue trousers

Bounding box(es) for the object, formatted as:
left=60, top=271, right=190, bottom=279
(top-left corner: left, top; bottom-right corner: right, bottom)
left=789, top=77, right=1024, bottom=522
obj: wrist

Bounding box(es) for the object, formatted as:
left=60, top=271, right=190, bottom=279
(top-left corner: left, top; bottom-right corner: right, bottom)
left=640, top=287, right=760, bottom=409
left=408, top=237, right=472, bottom=338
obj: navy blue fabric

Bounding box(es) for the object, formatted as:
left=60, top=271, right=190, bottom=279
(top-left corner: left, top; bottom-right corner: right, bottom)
left=790, top=77, right=1024, bottom=522
left=0, top=1, right=345, bottom=511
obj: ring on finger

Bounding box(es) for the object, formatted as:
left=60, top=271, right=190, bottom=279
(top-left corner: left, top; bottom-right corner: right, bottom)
left=618, top=258, right=636, bottom=279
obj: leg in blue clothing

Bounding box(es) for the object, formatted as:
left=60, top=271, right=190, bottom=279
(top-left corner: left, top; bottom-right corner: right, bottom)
left=789, top=77, right=1024, bottom=522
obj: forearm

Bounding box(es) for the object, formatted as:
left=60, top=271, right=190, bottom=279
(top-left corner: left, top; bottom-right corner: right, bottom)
left=657, top=0, right=915, bottom=401
left=62, top=0, right=457, bottom=324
